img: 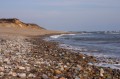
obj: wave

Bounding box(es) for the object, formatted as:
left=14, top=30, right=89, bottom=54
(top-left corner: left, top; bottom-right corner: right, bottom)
left=50, top=34, right=76, bottom=39
left=48, top=33, right=120, bottom=70
left=59, top=44, right=85, bottom=51
left=50, top=35, right=64, bottom=39
left=80, top=33, right=93, bottom=35
left=89, top=63, right=120, bottom=70
left=60, top=43, right=120, bottom=70
left=104, top=32, right=120, bottom=34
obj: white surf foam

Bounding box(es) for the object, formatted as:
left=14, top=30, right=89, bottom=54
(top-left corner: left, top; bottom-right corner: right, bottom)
left=50, top=34, right=76, bottom=39
left=88, top=63, right=120, bottom=70
left=50, top=35, right=64, bottom=39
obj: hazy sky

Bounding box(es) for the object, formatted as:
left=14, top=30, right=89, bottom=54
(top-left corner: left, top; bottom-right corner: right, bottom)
left=0, top=0, right=120, bottom=31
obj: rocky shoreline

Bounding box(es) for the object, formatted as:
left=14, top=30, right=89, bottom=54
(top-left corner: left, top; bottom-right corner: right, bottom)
left=0, top=35, right=120, bottom=79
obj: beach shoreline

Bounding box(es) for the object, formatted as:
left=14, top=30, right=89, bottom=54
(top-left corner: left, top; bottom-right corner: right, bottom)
left=0, top=33, right=120, bottom=79
left=47, top=33, right=120, bottom=70
left=0, top=18, right=119, bottom=78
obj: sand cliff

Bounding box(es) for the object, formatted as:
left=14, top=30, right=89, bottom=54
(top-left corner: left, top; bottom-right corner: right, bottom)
left=0, top=18, right=63, bottom=36
left=0, top=18, right=45, bottom=29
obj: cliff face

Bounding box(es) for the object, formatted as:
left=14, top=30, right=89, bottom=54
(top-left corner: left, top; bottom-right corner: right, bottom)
left=0, top=18, right=45, bottom=29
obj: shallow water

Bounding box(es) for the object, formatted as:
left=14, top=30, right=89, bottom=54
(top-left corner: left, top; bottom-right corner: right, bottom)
left=46, top=32, right=120, bottom=69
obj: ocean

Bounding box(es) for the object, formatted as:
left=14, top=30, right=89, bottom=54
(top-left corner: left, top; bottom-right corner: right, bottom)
left=45, top=32, right=120, bottom=70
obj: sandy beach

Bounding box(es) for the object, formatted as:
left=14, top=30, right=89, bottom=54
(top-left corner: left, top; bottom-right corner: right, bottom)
left=0, top=19, right=120, bottom=79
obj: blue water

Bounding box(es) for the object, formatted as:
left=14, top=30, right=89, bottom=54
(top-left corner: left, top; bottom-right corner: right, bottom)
left=46, top=32, right=120, bottom=69
left=45, top=32, right=120, bottom=70
left=49, top=33, right=120, bottom=58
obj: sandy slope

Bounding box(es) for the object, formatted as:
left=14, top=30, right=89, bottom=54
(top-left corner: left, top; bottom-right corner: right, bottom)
left=0, top=27, right=64, bottom=36
left=0, top=18, right=64, bottom=36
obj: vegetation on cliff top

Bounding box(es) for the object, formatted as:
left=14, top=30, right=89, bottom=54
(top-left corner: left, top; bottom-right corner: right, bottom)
left=0, top=18, right=45, bottom=29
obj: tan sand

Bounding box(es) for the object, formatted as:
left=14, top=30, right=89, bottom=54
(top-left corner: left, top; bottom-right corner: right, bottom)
left=0, top=27, right=64, bottom=36
left=0, top=18, right=65, bottom=36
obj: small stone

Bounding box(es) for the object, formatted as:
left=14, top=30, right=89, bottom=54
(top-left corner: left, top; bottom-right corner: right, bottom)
left=18, top=66, right=25, bottom=70
left=26, top=67, right=30, bottom=71
left=42, top=74, right=49, bottom=79
left=28, top=73, right=36, bottom=78
left=76, top=65, right=82, bottom=71
left=4, top=65, right=10, bottom=69
left=53, top=76, right=58, bottom=79
left=60, top=66, right=64, bottom=71
left=75, top=76, right=80, bottom=79
left=64, top=65, right=67, bottom=68
left=66, top=63, right=70, bottom=65
left=79, top=54, right=84, bottom=58
left=9, top=71, right=17, bottom=77
left=0, top=67, right=4, bottom=72
left=55, top=70, right=62, bottom=74
left=83, top=57, right=85, bottom=59
left=100, top=68, right=104, bottom=77
left=4, top=58, right=10, bottom=64
left=59, top=77, right=66, bottom=79
left=0, top=49, right=1, bottom=52
left=17, top=73, right=26, bottom=78
left=36, top=61, right=41, bottom=64
left=0, top=72, right=4, bottom=77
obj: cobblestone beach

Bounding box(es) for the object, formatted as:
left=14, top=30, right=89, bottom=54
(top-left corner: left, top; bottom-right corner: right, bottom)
left=0, top=35, right=120, bottom=79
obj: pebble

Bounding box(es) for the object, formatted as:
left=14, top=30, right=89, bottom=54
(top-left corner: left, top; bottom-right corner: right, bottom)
left=60, top=66, right=64, bottom=71
left=18, top=66, right=25, bottom=70
left=100, top=68, right=104, bottom=77
left=75, top=76, right=80, bottom=79
left=55, top=70, right=62, bottom=74
left=4, top=58, right=10, bottom=64
left=42, top=74, right=49, bottom=79
left=0, top=67, right=4, bottom=72
left=28, top=73, right=36, bottom=78
left=0, top=72, right=4, bottom=77
left=59, top=77, right=66, bottom=79
left=76, top=65, right=82, bottom=71
left=26, top=67, right=31, bottom=71
left=17, top=73, right=26, bottom=78
left=0, top=34, right=119, bottom=79
left=83, top=57, right=85, bottom=59
left=9, top=71, right=17, bottom=77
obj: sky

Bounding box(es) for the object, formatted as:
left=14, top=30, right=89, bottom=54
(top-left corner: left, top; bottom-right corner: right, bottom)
left=0, top=0, right=120, bottom=31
